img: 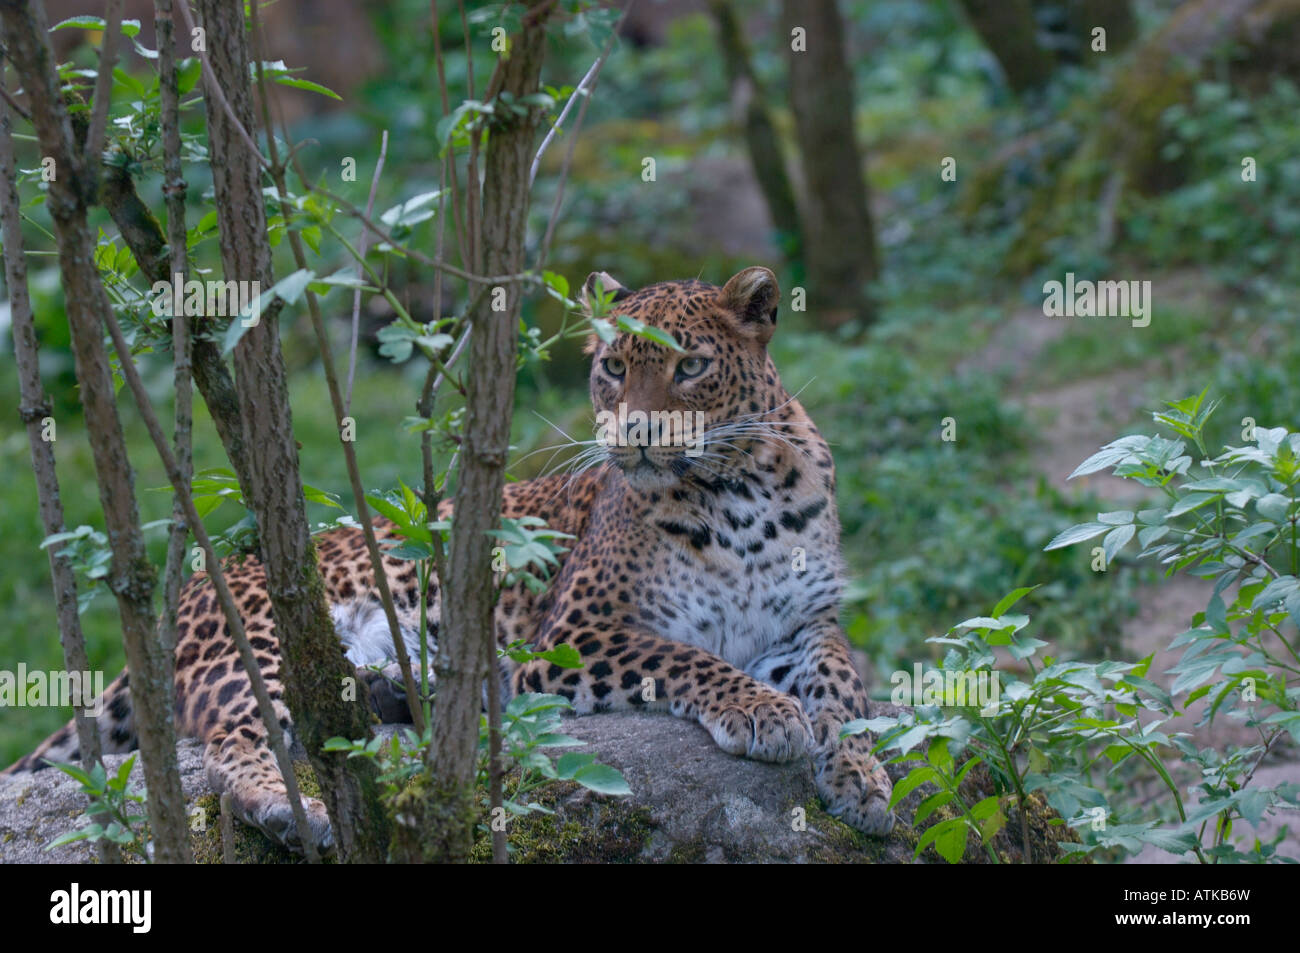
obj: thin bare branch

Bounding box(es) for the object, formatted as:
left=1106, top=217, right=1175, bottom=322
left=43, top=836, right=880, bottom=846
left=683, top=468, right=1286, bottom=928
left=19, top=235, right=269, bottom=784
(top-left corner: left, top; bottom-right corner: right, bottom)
left=432, top=0, right=472, bottom=269
left=530, top=1, right=629, bottom=186
left=299, top=177, right=533, bottom=286
left=345, top=128, right=388, bottom=416
left=0, top=78, right=30, bottom=121
left=83, top=0, right=124, bottom=184
left=154, top=0, right=193, bottom=660
left=535, top=3, right=630, bottom=270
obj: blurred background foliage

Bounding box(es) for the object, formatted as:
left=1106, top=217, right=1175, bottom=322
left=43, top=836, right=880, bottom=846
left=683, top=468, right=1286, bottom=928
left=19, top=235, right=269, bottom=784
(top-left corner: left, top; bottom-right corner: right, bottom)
left=2, top=0, right=1298, bottom=762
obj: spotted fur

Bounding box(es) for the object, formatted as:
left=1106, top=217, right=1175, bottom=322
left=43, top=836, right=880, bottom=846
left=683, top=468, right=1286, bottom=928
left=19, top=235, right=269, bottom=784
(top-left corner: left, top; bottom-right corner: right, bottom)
left=5, top=266, right=894, bottom=850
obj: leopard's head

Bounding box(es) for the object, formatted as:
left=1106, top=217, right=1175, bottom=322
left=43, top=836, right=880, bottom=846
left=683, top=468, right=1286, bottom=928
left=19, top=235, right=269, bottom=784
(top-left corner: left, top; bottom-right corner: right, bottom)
left=583, top=266, right=784, bottom=491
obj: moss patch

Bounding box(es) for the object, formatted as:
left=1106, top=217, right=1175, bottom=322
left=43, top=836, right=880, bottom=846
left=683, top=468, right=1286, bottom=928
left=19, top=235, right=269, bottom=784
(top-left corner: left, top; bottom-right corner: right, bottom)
left=800, top=797, right=907, bottom=864
left=469, top=781, right=655, bottom=864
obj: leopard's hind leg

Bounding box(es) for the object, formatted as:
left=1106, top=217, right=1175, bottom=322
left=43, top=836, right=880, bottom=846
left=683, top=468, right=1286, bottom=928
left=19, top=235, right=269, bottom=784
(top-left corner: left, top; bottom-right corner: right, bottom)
left=199, top=698, right=333, bottom=854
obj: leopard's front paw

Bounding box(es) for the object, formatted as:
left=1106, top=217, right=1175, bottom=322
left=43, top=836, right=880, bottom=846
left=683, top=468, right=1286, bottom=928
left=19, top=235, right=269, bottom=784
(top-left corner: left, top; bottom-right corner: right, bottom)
left=815, top=739, right=894, bottom=836
left=700, top=690, right=813, bottom=763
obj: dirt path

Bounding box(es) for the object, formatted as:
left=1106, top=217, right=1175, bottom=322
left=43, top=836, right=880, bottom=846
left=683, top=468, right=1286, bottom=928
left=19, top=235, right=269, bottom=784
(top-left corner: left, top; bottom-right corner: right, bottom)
left=980, top=300, right=1300, bottom=863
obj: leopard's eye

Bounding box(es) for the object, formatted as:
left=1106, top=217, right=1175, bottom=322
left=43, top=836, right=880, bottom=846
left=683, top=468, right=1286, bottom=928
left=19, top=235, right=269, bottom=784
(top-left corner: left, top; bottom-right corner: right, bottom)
left=602, top=356, right=626, bottom=377
left=676, top=356, right=709, bottom=379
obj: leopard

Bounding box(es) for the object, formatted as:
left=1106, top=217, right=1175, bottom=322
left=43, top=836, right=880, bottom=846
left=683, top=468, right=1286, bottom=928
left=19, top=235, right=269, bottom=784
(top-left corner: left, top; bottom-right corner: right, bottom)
left=5, top=266, right=895, bottom=852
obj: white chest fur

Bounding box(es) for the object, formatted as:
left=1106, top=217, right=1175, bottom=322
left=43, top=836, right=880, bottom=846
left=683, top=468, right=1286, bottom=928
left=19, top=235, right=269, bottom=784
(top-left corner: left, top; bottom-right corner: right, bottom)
left=648, top=499, right=841, bottom=669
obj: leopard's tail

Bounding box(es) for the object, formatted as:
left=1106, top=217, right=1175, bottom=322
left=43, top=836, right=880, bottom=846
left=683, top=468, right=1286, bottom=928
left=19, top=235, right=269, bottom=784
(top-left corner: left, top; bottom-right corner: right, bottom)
left=1, top=669, right=136, bottom=775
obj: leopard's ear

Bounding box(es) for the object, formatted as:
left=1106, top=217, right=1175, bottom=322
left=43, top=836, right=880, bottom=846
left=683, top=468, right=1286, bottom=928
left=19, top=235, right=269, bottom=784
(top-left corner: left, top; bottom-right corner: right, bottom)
left=721, top=266, right=779, bottom=345
left=580, top=271, right=630, bottom=316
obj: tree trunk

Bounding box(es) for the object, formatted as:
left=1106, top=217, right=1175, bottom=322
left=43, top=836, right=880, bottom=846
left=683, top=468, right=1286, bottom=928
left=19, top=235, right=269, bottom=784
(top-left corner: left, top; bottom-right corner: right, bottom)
left=390, top=1, right=549, bottom=864
left=708, top=0, right=803, bottom=265
left=193, top=0, right=390, bottom=863
left=0, top=0, right=192, bottom=863
left=781, top=0, right=879, bottom=330
left=958, top=0, right=1057, bottom=95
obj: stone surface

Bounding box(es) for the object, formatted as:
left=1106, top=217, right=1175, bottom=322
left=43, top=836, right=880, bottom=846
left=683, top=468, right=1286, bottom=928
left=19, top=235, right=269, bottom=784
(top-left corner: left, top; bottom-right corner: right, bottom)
left=0, top=708, right=1071, bottom=863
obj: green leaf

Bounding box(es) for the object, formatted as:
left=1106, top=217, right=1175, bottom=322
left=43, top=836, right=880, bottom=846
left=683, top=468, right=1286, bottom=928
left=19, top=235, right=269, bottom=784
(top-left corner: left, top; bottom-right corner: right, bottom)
left=115, top=753, right=136, bottom=787
left=1135, top=826, right=1201, bottom=854
left=1256, top=493, right=1290, bottom=522
left=46, top=826, right=99, bottom=850
left=307, top=267, right=369, bottom=291
left=303, top=483, right=343, bottom=509
left=223, top=314, right=256, bottom=355
left=572, top=762, right=631, bottom=796
left=273, top=75, right=342, bottom=100
left=1183, top=478, right=1248, bottom=493
left=1067, top=437, right=1146, bottom=479
left=380, top=191, right=441, bottom=228
left=929, top=736, right=953, bottom=774
left=178, top=58, right=202, bottom=94
left=51, top=15, right=107, bottom=31
left=1205, top=594, right=1228, bottom=634
left=913, top=790, right=954, bottom=826
left=113, top=66, right=146, bottom=98
left=1254, top=575, right=1299, bottom=610
left=535, top=644, right=583, bottom=669
left=614, top=315, right=685, bottom=352
left=1138, top=525, right=1170, bottom=549
left=542, top=270, right=570, bottom=300
left=915, top=817, right=968, bottom=864
left=1044, top=522, right=1110, bottom=550
left=991, top=586, right=1038, bottom=618
left=1167, top=493, right=1219, bottom=518
left=49, top=761, right=94, bottom=789
left=1102, top=524, right=1135, bottom=564
left=267, top=268, right=315, bottom=306
left=888, top=765, right=937, bottom=809
left=839, top=718, right=870, bottom=739
left=1098, top=510, right=1134, bottom=525
left=955, top=616, right=1003, bottom=630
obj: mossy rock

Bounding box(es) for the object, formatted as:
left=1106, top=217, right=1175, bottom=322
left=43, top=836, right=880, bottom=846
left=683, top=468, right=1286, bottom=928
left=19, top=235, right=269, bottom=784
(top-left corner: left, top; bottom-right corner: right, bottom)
left=2, top=715, right=1081, bottom=864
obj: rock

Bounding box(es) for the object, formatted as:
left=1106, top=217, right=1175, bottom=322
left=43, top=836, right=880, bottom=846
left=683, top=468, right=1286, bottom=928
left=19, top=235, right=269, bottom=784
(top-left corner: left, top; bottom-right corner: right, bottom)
left=0, top=736, right=210, bottom=864
left=0, top=708, right=1075, bottom=863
